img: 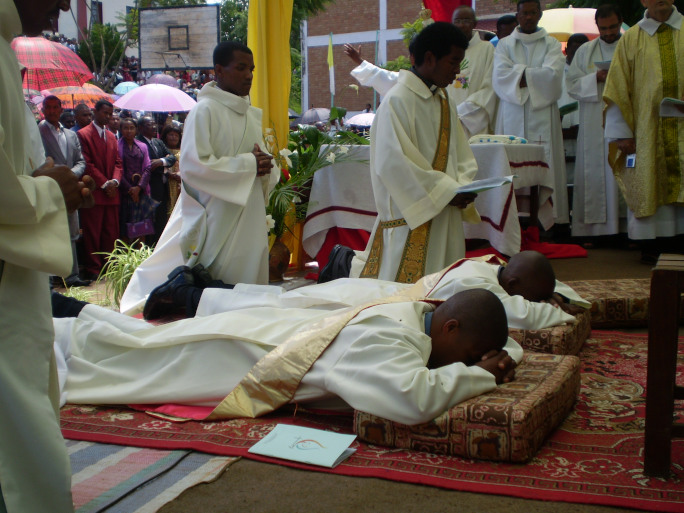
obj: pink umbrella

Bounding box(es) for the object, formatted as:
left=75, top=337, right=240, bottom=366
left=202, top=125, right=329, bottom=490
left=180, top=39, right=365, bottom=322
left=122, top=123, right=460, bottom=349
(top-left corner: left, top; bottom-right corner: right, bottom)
left=114, top=84, right=196, bottom=112
left=146, top=73, right=180, bottom=88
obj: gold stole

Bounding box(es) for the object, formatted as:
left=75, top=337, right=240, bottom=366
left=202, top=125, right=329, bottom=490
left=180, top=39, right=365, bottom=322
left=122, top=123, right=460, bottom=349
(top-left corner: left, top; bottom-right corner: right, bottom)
left=657, top=24, right=682, bottom=202
left=360, top=88, right=451, bottom=284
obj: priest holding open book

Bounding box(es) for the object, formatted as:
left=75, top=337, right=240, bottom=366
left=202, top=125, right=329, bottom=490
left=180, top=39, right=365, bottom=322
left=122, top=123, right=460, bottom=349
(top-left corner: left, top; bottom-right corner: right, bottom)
left=349, top=22, right=480, bottom=284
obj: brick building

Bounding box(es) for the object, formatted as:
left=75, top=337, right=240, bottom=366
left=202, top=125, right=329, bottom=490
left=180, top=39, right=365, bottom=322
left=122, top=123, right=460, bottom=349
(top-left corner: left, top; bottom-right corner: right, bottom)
left=302, top=0, right=523, bottom=113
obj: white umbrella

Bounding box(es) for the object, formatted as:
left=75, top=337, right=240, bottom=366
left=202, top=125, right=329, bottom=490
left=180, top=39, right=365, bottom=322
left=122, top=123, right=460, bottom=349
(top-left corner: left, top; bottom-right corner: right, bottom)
left=346, top=112, right=375, bottom=127
left=114, top=84, right=196, bottom=112
left=300, top=107, right=330, bottom=124
left=113, top=81, right=139, bottom=95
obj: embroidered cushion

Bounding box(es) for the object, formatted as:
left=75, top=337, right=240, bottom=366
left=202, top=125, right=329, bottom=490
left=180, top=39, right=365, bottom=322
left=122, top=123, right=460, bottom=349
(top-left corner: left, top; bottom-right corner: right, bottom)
left=509, top=309, right=591, bottom=355
left=354, top=353, right=580, bottom=463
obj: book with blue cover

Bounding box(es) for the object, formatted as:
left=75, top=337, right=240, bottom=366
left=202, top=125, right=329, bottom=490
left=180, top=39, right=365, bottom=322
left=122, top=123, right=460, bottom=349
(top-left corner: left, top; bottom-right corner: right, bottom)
left=248, top=424, right=357, bottom=468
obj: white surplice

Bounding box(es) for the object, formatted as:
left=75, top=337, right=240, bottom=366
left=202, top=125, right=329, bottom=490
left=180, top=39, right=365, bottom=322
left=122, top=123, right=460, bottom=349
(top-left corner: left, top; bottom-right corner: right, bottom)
left=54, top=299, right=522, bottom=426
left=566, top=37, right=624, bottom=237
left=493, top=27, right=569, bottom=223
left=120, top=82, right=279, bottom=315
left=350, top=32, right=497, bottom=137
left=349, top=70, right=479, bottom=281
left=0, top=1, right=74, bottom=511
left=198, top=259, right=584, bottom=330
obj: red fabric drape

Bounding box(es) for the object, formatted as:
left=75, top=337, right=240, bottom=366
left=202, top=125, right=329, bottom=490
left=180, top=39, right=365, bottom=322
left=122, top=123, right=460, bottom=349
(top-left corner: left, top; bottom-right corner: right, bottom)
left=422, top=0, right=472, bottom=23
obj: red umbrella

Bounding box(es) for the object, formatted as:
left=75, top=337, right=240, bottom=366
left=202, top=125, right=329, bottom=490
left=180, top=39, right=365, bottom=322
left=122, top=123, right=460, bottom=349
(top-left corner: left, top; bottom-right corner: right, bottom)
left=11, top=36, right=93, bottom=91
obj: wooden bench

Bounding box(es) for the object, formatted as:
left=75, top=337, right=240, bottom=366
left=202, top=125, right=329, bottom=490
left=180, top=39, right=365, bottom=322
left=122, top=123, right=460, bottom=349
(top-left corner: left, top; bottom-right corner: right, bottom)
left=645, top=253, right=684, bottom=477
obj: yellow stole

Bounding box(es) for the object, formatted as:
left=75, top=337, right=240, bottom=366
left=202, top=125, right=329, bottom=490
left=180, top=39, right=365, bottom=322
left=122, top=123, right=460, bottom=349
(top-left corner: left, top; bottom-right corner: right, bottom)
left=360, top=88, right=451, bottom=284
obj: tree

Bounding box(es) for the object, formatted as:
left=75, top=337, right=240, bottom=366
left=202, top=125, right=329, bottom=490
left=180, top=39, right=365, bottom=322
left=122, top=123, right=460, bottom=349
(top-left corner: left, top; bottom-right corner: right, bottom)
left=77, top=23, right=126, bottom=90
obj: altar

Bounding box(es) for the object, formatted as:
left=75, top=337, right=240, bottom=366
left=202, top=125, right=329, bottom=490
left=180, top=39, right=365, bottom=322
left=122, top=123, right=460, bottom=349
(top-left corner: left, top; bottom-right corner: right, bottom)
left=302, top=143, right=555, bottom=266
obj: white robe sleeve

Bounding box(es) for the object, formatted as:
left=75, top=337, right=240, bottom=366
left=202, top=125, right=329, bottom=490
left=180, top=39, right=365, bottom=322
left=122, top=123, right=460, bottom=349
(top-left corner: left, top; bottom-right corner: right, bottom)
left=350, top=60, right=399, bottom=97
left=493, top=43, right=531, bottom=106
left=566, top=45, right=600, bottom=103
left=322, top=317, right=498, bottom=425
left=604, top=103, right=633, bottom=140
left=525, top=38, right=565, bottom=110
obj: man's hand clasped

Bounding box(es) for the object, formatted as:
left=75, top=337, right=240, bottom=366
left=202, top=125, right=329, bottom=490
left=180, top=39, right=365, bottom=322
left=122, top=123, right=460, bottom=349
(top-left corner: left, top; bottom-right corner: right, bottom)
left=475, top=349, right=516, bottom=384
left=33, top=157, right=95, bottom=212
left=252, top=143, right=274, bottom=176
left=450, top=192, right=477, bottom=209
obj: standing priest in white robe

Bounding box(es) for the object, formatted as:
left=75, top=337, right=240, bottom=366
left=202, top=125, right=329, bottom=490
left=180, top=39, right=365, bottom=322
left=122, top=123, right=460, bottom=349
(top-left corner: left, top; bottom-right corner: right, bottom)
left=54, top=288, right=520, bottom=426
left=349, top=22, right=479, bottom=284
left=567, top=5, right=624, bottom=238
left=492, top=0, right=569, bottom=224
left=121, top=42, right=279, bottom=315
left=603, top=0, right=684, bottom=264
left=344, top=6, right=497, bottom=138
left=0, top=1, right=97, bottom=511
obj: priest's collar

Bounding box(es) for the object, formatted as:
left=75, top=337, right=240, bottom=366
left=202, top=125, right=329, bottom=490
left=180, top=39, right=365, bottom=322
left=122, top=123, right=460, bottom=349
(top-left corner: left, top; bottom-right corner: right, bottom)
left=424, top=311, right=433, bottom=336
left=639, top=6, right=682, bottom=35
left=512, top=26, right=548, bottom=43
left=410, top=67, right=439, bottom=94
left=197, top=81, right=251, bottom=115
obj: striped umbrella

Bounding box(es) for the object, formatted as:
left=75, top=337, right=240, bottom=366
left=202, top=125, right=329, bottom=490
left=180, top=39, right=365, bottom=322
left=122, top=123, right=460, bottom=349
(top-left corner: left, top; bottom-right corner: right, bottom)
left=11, top=36, right=93, bottom=91
left=42, top=84, right=112, bottom=109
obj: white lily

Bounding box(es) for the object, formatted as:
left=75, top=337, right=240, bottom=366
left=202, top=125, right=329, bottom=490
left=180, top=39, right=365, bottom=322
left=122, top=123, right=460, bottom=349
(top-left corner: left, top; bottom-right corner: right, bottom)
left=265, top=214, right=275, bottom=231
left=325, top=152, right=336, bottom=164
left=337, top=146, right=349, bottom=154
left=279, top=148, right=293, bottom=168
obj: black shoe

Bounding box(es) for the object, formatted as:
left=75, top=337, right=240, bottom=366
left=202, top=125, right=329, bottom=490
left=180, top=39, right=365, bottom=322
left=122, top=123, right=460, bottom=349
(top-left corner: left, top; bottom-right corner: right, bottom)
left=318, top=245, right=354, bottom=284
left=52, top=291, right=88, bottom=318
left=64, top=277, right=92, bottom=288
left=143, top=266, right=195, bottom=320
left=190, top=263, right=214, bottom=288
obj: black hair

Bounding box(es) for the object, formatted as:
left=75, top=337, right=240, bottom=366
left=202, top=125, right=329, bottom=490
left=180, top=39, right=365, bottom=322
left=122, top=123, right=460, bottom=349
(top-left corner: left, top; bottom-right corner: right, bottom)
left=160, top=124, right=182, bottom=147
left=595, top=3, right=622, bottom=23
left=567, top=33, right=589, bottom=47
left=43, top=95, right=61, bottom=106
left=517, top=0, right=541, bottom=11
left=213, top=41, right=252, bottom=67
left=94, top=99, right=113, bottom=111
left=119, top=117, right=137, bottom=129
left=497, top=14, right=517, bottom=30
left=409, top=21, right=469, bottom=67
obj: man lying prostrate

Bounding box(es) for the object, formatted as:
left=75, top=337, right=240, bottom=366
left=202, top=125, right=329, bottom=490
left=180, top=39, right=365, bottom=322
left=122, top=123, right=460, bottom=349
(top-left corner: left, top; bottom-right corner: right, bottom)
left=193, top=251, right=589, bottom=331
left=52, top=289, right=520, bottom=426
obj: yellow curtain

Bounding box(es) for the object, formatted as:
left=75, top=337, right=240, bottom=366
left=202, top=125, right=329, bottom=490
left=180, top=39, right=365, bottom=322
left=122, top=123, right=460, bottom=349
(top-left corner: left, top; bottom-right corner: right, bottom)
left=247, top=0, right=294, bottom=153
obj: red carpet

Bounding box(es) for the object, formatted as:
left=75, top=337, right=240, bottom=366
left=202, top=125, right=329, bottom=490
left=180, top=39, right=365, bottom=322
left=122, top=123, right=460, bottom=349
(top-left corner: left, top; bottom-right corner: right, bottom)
left=61, top=331, right=684, bottom=512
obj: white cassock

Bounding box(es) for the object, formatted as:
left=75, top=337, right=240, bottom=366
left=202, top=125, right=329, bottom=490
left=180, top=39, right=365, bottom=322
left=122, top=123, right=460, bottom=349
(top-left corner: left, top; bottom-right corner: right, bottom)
left=349, top=32, right=497, bottom=137
left=54, top=300, right=522, bottom=426
left=198, top=259, right=586, bottom=330
left=120, top=82, right=279, bottom=315
left=349, top=70, right=479, bottom=281
left=0, top=1, right=74, bottom=510
left=566, top=37, right=624, bottom=237
left=493, top=27, right=569, bottom=224
left=558, top=63, right=577, bottom=185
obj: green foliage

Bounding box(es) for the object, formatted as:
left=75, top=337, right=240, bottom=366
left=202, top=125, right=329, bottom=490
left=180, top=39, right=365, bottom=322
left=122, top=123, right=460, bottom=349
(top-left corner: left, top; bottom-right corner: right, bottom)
left=61, top=286, right=101, bottom=305
left=97, top=240, right=154, bottom=307
left=78, top=23, right=126, bottom=77
left=139, top=0, right=206, bottom=6
left=383, top=55, right=411, bottom=72
left=330, top=106, right=346, bottom=123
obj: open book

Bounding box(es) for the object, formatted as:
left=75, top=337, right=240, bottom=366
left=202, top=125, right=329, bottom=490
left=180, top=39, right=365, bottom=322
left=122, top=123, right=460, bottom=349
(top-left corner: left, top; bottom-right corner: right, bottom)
left=248, top=424, right=357, bottom=468
left=660, top=97, right=684, bottom=118
left=454, top=175, right=515, bottom=195
left=594, top=60, right=611, bottom=71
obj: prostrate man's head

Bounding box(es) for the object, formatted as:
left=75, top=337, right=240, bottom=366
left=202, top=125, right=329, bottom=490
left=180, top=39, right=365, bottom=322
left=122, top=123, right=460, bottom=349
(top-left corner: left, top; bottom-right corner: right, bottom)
left=497, top=14, right=518, bottom=40
left=93, top=99, right=114, bottom=129
left=409, top=21, right=469, bottom=88
left=13, top=0, right=70, bottom=36
left=429, top=289, right=508, bottom=369
left=213, top=41, right=254, bottom=97
left=499, top=250, right=556, bottom=302
left=73, top=103, right=93, bottom=128
left=41, top=95, right=62, bottom=127
left=452, top=6, right=477, bottom=41
left=642, top=0, right=674, bottom=23
left=565, top=33, right=589, bottom=64
left=516, top=0, right=542, bottom=35
left=596, top=4, right=622, bottom=45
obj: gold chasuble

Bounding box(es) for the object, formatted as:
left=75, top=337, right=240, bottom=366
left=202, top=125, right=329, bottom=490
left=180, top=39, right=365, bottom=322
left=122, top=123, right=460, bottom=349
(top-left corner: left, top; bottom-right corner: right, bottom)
left=360, top=88, right=451, bottom=283
left=604, top=19, right=684, bottom=218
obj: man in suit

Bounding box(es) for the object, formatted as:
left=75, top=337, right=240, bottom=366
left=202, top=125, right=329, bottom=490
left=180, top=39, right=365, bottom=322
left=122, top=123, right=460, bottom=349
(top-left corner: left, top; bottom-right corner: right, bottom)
left=39, top=95, right=90, bottom=287
left=77, top=99, right=123, bottom=279
left=137, top=115, right=176, bottom=245
left=71, top=102, right=92, bottom=132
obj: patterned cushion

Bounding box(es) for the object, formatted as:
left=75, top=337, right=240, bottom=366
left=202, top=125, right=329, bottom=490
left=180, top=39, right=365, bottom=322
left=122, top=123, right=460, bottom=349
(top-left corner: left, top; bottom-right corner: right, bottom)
left=508, top=309, right=591, bottom=355
left=566, top=278, right=684, bottom=328
left=354, top=353, right=580, bottom=463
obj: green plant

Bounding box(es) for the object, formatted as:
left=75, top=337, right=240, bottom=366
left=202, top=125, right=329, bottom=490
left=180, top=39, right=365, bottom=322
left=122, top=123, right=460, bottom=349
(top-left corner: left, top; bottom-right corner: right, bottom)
left=61, top=286, right=103, bottom=305
left=265, top=125, right=369, bottom=239
left=97, top=239, right=154, bottom=307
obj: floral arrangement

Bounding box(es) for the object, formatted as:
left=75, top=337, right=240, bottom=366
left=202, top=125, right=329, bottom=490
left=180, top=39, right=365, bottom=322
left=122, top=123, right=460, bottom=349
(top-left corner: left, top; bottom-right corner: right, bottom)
left=454, top=58, right=470, bottom=89
left=263, top=124, right=369, bottom=242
